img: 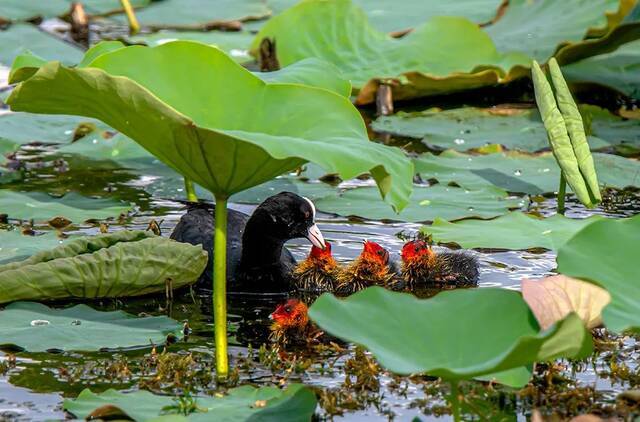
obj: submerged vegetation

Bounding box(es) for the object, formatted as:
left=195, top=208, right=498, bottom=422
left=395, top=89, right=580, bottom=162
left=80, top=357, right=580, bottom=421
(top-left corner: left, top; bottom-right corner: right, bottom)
left=0, top=0, right=639, bottom=420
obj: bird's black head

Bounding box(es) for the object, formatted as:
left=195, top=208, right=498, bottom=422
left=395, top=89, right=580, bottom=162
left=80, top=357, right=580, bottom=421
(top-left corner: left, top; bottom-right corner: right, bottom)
left=248, top=192, right=325, bottom=248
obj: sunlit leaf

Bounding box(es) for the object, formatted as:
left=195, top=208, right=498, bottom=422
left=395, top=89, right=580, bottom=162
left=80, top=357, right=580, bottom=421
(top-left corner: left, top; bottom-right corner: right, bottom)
left=0, top=230, right=208, bottom=304
left=522, top=275, right=611, bottom=330
left=424, top=212, right=604, bottom=251
left=557, top=214, right=640, bottom=333
left=309, top=287, right=593, bottom=387
left=0, top=301, right=182, bottom=352
left=314, top=185, right=524, bottom=223
left=252, top=0, right=530, bottom=104
left=64, top=384, right=317, bottom=421
left=7, top=41, right=412, bottom=211
left=0, top=190, right=131, bottom=222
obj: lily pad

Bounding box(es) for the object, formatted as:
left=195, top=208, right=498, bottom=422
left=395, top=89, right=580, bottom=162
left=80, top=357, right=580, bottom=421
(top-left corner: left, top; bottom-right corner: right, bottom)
left=424, top=212, right=604, bottom=251
left=0, top=0, right=150, bottom=21
left=522, top=275, right=611, bottom=330
left=372, top=106, right=639, bottom=152
left=112, top=0, right=270, bottom=28
left=314, top=185, right=524, bottom=223
left=0, top=230, right=208, bottom=304
left=251, top=0, right=530, bottom=104
left=128, top=30, right=255, bottom=63
left=64, top=384, right=316, bottom=421
left=308, top=287, right=593, bottom=387
left=0, top=230, right=66, bottom=265
left=0, top=190, right=132, bottom=222
left=0, top=301, right=182, bottom=352
left=266, top=0, right=503, bottom=33
left=414, top=150, right=640, bottom=194
left=485, top=0, right=622, bottom=61
left=563, top=39, right=640, bottom=99
left=0, top=24, right=83, bottom=67
left=557, top=214, right=640, bottom=333
left=7, top=41, right=412, bottom=211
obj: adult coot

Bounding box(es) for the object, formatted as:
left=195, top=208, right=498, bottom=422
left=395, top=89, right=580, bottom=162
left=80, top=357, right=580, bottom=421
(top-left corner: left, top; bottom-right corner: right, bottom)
left=170, top=192, right=325, bottom=292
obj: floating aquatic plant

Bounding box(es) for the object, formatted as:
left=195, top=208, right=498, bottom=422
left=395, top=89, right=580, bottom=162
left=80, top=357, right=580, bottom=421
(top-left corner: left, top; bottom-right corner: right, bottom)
left=7, top=41, right=413, bottom=380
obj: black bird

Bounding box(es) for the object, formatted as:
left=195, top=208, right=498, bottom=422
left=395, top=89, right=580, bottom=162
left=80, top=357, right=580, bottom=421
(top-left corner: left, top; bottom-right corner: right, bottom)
left=170, top=192, right=325, bottom=292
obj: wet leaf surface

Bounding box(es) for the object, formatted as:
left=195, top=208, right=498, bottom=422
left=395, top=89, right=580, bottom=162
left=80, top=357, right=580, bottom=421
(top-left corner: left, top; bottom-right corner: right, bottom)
left=0, top=24, right=83, bottom=67
left=424, top=212, right=604, bottom=251
left=0, top=301, right=182, bottom=352
left=0, top=230, right=66, bottom=265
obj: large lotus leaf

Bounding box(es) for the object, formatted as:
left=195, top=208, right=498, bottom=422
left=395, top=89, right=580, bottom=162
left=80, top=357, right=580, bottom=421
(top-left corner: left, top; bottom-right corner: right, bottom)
left=314, top=185, right=524, bottom=223
left=414, top=150, right=640, bottom=194
left=0, top=24, right=83, bottom=67
left=64, top=384, right=316, bottom=422
left=7, top=41, right=412, bottom=211
left=0, top=190, right=131, bottom=222
left=111, top=0, right=270, bottom=28
left=308, top=287, right=593, bottom=386
left=0, top=230, right=66, bottom=265
left=129, top=30, right=255, bottom=63
left=0, top=0, right=149, bottom=21
left=557, top=214, right=640, bottom=333
left=0, top=230, right=207, bottom=304
left=485, top=0, right=623, bottom=61
left=372, top=106, right=639, bottom=152
left=424, top=212, right=604, bottom=251
left=266, top=0, right=503, bottom=33
left=251, top=0, right=530, bottom=104
left=0, top=301, right=182, bottom=352
left=563, top=39, right=640, bottom=98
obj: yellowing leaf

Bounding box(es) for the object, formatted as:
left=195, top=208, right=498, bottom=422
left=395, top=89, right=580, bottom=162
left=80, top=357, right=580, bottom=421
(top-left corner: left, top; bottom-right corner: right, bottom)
left=522, top=275, right=611, bottom=330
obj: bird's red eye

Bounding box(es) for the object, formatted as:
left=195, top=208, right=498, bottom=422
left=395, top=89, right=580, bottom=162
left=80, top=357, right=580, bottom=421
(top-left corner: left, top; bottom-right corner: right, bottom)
left=304, top=211, right=310, bottom=219
left=284, top=306, right=291, bottom=313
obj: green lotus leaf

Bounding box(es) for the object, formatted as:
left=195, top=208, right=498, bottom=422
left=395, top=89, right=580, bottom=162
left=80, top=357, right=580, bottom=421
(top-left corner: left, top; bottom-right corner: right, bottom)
left=485, top=0, right=626, bottom=61
left=266, top=0, right=503, bottom=33
left=0, top=230, right=67, bottom=265
left=128, top=30, right=255, bottom=63
left=251, top=0, right=530, bottom=104
left=314, top=185, right=525, bottom=223
left=0, top=0, right=150, bottom=21
left=424, top=212, right=604, bottom=251
left=0, top=190, right=131, bottom=222
left=0, top=24, right=83, bottom=67
left=0, top=230, right=207, bottom=304
left=372, top=106, right=639, bottom=152
left=0, top=301, right=183, bottom=352
left=7, top=41, right=412, bottom=211
left=308, top=287, right=593, bottom=387
left=413, top=150, right=640, bottom=194
left=557, top=214, right=640, bottom=333
left=111, top=0, right=270, bottom=28
left=64, top=384, right=316, bottom=422
left=562, top=39, right=640, bottom=99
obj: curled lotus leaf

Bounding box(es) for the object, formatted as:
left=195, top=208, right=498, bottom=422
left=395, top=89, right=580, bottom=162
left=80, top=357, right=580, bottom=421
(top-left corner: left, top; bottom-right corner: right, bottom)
left=0, top=230, right=208, bottom=304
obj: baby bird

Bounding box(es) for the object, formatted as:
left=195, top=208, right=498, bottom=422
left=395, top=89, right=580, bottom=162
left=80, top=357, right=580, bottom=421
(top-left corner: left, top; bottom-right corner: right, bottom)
left=400, top=240, right=479, bottom=289
left=293, top=241, right=340, bottom=292
left=268, top=298, right=323, bottom=346
left=335, top=241, right=395, bottom=295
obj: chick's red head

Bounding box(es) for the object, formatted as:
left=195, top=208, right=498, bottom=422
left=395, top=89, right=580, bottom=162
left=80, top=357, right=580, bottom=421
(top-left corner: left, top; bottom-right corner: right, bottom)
left=361, top=241, right=389, bottom=265
left=401, top=240, right=432, bottom=262
left=309, top=241, right=333, bottom=260
left=269, top=299, right=309, bottom=330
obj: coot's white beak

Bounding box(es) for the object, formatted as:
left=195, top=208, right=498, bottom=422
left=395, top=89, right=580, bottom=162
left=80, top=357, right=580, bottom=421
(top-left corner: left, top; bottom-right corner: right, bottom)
left=306, top=224, right=326, bottom=249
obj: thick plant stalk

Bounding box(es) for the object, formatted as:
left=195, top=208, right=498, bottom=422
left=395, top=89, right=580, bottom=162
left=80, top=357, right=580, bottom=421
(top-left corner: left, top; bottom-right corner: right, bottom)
left=531, top=61, right=594, bottom=208
left=558, top=172, right=567, bottom=215
left=184, top=178, right=198, bottom=202
left=213, top=195, right=229, bottom=381
left=548, top=58, right=601, bottom=204
left=120, top=0, right=140, bottom=35
left=449, top=380, right=461, bottom=422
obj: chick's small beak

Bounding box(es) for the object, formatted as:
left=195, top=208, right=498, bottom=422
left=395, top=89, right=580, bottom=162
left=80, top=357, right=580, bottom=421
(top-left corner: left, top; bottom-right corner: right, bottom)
left=306, top=224, right=326, bottom=249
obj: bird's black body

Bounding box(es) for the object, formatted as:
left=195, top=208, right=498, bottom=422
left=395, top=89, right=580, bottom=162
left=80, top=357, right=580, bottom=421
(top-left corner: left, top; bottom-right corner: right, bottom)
left=170, top=192, right=321, bottom=293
